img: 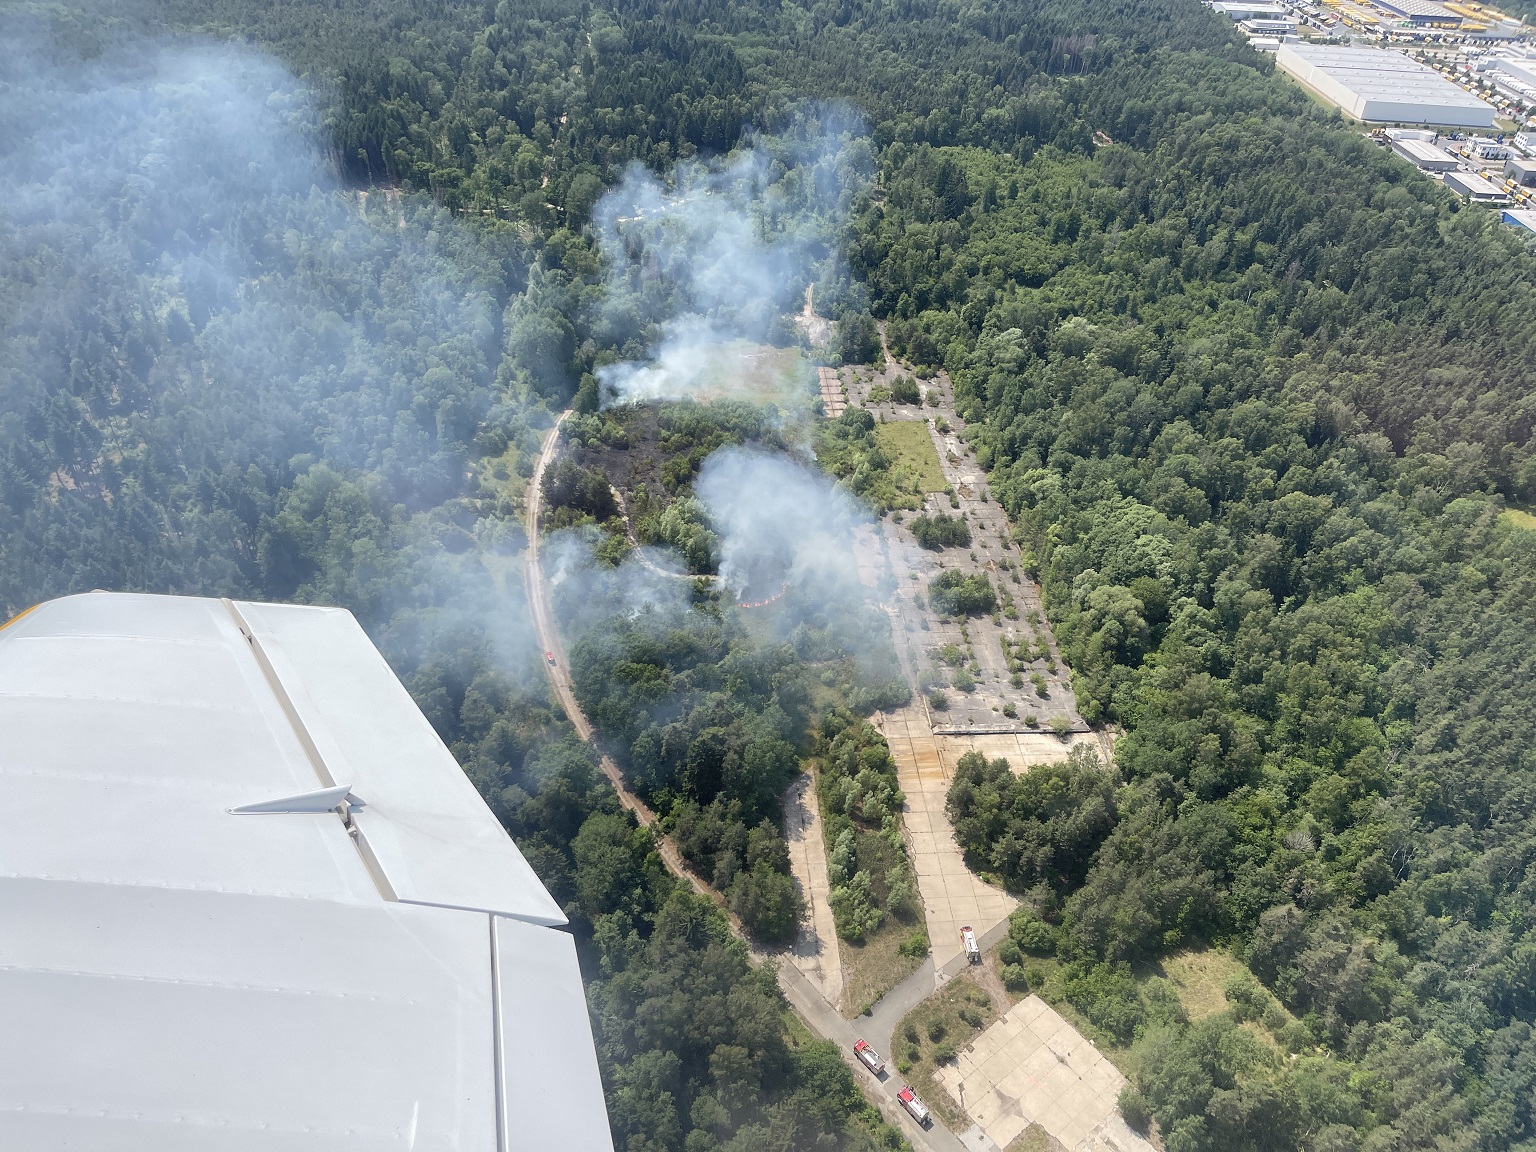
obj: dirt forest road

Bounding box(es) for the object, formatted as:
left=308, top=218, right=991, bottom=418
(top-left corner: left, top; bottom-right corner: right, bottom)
left=524, top=412, right=968, bottom=1152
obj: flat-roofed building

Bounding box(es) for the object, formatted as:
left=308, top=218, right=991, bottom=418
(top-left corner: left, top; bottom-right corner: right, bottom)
left=1276, top=43, right=1498, bottom=126
left=1392, top=136, right=1460, bottom=168
left=1211, top=0, right=1292, bottom=17
left=1377, top=0, right=1464, bottom=25
left=1472, top=138, right=1513, bottom=159
left=1444, top=168, right=1511, bottom=199
left=1488, top=56, right=1536, bottom=87
left=0, top=592, right=615, bottom=1152
left=1507, top=156, right=1536, bottom=185
left=1502, top=206, right=1536, bottom=231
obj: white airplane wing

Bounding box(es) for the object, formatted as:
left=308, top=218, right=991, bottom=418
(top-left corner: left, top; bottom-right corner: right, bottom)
left=0, top=592, right=613, bottom=1151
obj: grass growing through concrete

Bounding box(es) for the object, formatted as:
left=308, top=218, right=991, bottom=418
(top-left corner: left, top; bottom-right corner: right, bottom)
left=985, top=939, right=1305, bottom=1081
left=874, top=420, right=947, bottom=493
left=890, top=974, right=1002, bottom=1129
left=1002, top=1125, right=1053, bottom=1152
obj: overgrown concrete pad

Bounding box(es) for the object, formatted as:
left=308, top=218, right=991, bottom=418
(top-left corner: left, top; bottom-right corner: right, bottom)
left=936, top=730, right=1108, bottom=773
left=936, top=996, right=1155, bottom=1152
left=879, top=706, right=1016, bottom=970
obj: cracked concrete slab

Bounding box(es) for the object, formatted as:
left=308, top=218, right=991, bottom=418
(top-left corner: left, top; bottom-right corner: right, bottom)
left=878, top=706, right=1016, bottom=971
left=935, top=996, right=1156, bottom=1152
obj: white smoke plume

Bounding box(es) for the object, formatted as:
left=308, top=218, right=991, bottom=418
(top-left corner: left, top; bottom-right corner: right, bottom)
left=694, top=446, right=867, bottom=600
left=591, top=105, right=874, bottom=407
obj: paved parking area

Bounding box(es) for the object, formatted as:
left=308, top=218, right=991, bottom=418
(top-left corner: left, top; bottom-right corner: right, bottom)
left=935, top=996, right=1154, bottom=1152
left=879, top=707, right=1016, bottom=970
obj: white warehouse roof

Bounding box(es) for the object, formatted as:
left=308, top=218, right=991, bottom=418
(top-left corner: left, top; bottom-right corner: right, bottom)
left=1489, top=56, right=1536, bottom=88
left=1277, top=44, right=1497, bottom=127
left=1391, top=136, right=1460, bottom=169
left=0, top=592, right=613, bottom=1152
left=1212, top=1, right=1290, bottom=17
left=1444, top=169, right=1510, bottom=199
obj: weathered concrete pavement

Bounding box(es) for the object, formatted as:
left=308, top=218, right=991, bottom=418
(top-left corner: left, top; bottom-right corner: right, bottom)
left=878, top=706, right=1017, bottom=971
left=935, top=995, right=1157, bottom=1152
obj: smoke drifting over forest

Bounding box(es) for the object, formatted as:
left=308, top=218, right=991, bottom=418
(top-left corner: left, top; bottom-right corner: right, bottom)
left=696, top=447, right=866, bottom=600
left=0, top=27, right=539, bottom=675
left=592, top=107, right=874, bottom=407
left=1, top=24, right=897, bottom=696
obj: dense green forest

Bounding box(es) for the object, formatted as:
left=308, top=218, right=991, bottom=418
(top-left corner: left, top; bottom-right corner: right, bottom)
left=11, top=0, right=1536, bottom=1148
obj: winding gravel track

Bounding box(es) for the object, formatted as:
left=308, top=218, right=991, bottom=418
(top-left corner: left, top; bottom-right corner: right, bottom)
left=524, top=412, right=968, bottom=1152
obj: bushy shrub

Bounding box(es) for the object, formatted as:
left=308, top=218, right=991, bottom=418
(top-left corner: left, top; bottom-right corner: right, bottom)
left=1060, top=961, right=1144, bottom=1045
left=911, top=512, right=970, bottom=550
left=1119, top=1086, right=1151, bottom=1135
left=929, top=569, right=996, bottom=616
left=830, top=870, right=883, bottom=941
left=1223, top=971, right=1272, bottom=1022
left=1001, top=963, right=1031, bottom=992
left=1009, top=910, right=1058, bottom=956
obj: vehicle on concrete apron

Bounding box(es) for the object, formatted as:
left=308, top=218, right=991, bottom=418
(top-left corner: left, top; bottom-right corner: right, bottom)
left=961, top=924, right=980, bottom=963
left=853, top=1039, right=885, bottom=1075
left=898, top=1085, right=931, bottom=1126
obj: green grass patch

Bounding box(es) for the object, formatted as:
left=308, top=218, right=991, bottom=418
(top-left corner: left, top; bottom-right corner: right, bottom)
left=840, top=901, right=924, bottom=1018
left=874, top=421, right=946, bottom=493
left=1501, top=506, right=1536, bottom=532
left=1003, top=1126, right=1051, bottom=1152
left=1156, top=949, right=1247, bottom=1021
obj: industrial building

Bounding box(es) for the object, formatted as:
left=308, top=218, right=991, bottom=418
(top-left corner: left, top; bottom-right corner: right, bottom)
left=1276, top=43, right=1498, bottom=125
left=1444, top=168, right=1511, bottom=198
left=1471, top=138, right=1513, bottom=158
left=1486, top=55, right=1536, bottom=87
left=1391, top=136, right=1460, bottom=168
left=1508, top=156, right=1536, bottom=184
left=0, top=593, right=615, bottom=1152
left=1377, top=0, right=1464, bottom=26
left=1502, top=206, right=1536, bottom=230
left=1210, top=0, right=1292, bottom=18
